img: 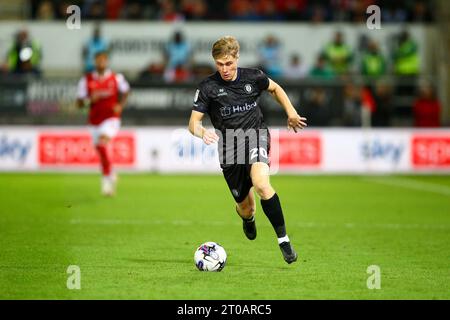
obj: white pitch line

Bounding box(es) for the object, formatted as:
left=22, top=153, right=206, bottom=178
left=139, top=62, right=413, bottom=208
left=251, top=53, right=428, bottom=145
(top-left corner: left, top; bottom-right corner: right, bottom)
left=69, top=219, right=450, bottom=230
left=69, top=218, right=238, bottom=226
left=363, top=177, right=450, bottom=197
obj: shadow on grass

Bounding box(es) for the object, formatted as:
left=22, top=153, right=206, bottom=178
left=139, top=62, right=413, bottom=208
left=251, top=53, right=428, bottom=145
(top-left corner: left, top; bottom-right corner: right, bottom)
left=124, top=258, right=192, bottom=265
left=123, top=258, right=297, bottom=271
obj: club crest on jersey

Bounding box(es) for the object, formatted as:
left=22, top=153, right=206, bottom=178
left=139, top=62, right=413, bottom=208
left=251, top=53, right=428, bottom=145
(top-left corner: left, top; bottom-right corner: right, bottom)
left=244, top=84, right=252, bottom=93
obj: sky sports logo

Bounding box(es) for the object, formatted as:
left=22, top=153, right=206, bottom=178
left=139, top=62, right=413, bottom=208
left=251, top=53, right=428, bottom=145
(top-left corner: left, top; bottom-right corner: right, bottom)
left=220, top=101, right=257, bottom=118
left=361, top=140, right=404, bottom=164
left=0, top=135, right=32, bottom=163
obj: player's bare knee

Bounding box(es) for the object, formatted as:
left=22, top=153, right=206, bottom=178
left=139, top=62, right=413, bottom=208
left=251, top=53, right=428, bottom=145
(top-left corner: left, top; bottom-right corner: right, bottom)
left=252, top=184, right=264, bottom=196
left=253, top=183, right=274, bottom=199
left=98, top=135, right=110, bottom=145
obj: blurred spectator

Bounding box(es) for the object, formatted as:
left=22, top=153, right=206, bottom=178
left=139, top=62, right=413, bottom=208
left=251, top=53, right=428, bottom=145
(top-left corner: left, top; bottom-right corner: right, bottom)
left=357, top=33, right=370, bottom=55
left=123, top=0, right=159, bottom=20
left=138, top=58, right=165, bottom=82
left=371, top=82, right=393, bottom=127
left=307, top=0, right=330, bottom=23
left=303, top=88, right=331, bottom=126
left=164, top=31, right=192, bottom=69
left=182, top=0, right=208, bottom=21
left=28, top=0, right=434, bottom=22
left=83, top=0, right=107, bottom=20
left=380, top=0, right=409, bottom=23
left=342, top=82, right=362, bottom=126
left=124, top=0, right=146, bottom=19
left=413, top=83, right=441, bottom=127
left=348, top=0, right=371, bottom=23
left=361, top=40, right=386, bottom=78
left=410, top=0, right=433, bottom=23
left=105, top=0, right=125, bottom=20
left=164, top=64, right=192, bottom=83
left=6, top=29, right=42, bottom=76
left=361, top=85, right=376, bottom=114
left=54, top=1, right=75, bottom=20
left=0, top=63, right=8, bottom=75
left=158, top=0, right=185, bottom=22
left=309, top=54, right=335, bottom=79
left=257, top=0, right=284, bottom=21
left=31, top=0, right=76, bottom=19
left=329, top=0, right=351, bottom=22
left=258, top=35, right=283, bottom=79
left=205, top=0, right=228, bottom=20
left=284, top=54, right=308, bottom=79
left=322, top=31, right=353, bottom=75
left=27, top=0, right=435, bottom=22
left=138, top=63, right=163, bottom=81
left=393, top=30, right=420, bottom=97
left=83, top=24, right=109, bottom=73
left=359, top=85, right=376, bottom=127
left=343, top=0, right=376, bottom=23
left=275, top=0, right=307, bottom=21
left=36, top=0, right=55, bottom=20
left=163, top=31, right=192, bottom=82
left=229, top=0, right=260, bottom=21
left=393, top=30, right=420, bottom=76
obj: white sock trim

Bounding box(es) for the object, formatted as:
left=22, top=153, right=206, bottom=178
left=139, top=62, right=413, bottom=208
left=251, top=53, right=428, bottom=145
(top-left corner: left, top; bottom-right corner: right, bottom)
left=277, top=235, right=290, bottom=244
left=246, top=215, right=255, bottom=222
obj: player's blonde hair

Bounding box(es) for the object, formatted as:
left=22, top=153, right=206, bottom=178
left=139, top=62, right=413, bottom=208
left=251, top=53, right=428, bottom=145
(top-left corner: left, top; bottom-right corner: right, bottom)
left=211, top=36, right=240, bottom=60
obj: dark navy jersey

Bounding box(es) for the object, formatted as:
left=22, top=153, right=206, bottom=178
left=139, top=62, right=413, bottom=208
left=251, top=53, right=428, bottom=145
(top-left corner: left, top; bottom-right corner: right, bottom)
left=192, top=67, right=270, bottom=133
left=192, top=67, right=271, bottom=167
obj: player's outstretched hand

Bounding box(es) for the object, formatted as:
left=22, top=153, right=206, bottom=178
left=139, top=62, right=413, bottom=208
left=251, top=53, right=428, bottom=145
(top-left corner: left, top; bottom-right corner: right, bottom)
left=287, top=113, right=307, bottom=133
left=113, top=103, right=123, bottom=116
left=203, top=129, right=219, bottom=145
left=90, top=92, right=101, bottom=103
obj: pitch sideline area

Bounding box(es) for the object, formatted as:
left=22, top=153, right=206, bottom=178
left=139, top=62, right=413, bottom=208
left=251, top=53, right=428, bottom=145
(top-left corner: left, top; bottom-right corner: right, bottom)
left=0, top=173, right=449, bottom=299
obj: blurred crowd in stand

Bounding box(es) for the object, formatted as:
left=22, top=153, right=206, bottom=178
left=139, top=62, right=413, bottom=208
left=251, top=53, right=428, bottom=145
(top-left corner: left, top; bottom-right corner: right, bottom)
left=0, top=0, right=441, bottom=127
left=29, top=0, right=435, bottom=23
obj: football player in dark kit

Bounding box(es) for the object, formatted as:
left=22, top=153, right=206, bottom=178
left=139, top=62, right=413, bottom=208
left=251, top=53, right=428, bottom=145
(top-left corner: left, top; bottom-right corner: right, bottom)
left=188, top=36, right=307, bottom=264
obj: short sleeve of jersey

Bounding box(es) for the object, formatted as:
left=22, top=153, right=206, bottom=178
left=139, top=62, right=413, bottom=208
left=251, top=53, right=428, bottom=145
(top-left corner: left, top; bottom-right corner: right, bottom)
left=255, top=69, right=270, bottom=91
left=192, top=86, right=210, bottom=113
left=115, top=73, right=130, bottom=93
left=77, top=76, right=87, bottom=99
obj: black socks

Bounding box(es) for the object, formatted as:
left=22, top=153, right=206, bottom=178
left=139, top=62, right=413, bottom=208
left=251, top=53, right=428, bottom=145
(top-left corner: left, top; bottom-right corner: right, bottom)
left=260, top=193, right=287, bottom=238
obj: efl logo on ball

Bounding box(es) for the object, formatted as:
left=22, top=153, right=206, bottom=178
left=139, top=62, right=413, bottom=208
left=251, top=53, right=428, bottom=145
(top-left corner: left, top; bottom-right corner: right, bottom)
left=194, top=242, right=227, bottom=272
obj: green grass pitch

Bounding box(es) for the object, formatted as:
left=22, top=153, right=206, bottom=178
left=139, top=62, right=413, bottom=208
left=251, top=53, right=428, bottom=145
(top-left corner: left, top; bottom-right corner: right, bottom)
left=0, top=173, right=449, bottom=299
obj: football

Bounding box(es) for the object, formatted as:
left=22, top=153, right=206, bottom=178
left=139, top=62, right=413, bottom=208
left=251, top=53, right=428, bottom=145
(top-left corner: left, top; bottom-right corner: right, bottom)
left=194, top=242, right=227, bottom=272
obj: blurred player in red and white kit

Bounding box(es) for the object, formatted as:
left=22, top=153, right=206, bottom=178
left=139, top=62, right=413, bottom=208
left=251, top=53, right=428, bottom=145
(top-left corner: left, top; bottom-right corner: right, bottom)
left=76, top=51, right=130, bottom=196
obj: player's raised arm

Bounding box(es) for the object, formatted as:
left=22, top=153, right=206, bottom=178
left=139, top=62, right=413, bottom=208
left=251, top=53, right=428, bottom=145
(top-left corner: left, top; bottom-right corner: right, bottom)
left=188, top=110, right=219, bottom=145
left=266, top=78, right=307, bottom=132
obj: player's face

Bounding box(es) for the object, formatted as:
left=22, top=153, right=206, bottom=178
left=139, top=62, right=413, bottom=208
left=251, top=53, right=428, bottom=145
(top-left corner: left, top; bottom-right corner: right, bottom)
left=214, top=56, right=238, bottom=81
left=95, top=54, right=108, bottom=72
